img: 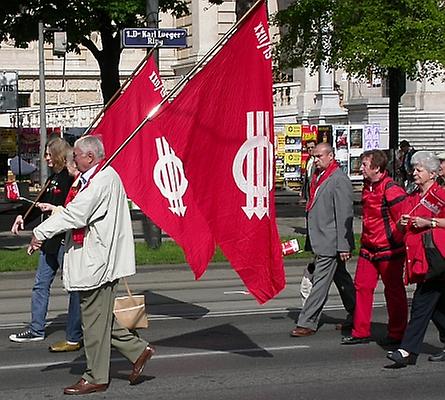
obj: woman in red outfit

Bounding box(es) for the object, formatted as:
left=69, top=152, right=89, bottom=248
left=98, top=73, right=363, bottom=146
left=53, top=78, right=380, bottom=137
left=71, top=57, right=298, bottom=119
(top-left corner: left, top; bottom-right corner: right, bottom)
left=386, top=151, right=445, bottom=367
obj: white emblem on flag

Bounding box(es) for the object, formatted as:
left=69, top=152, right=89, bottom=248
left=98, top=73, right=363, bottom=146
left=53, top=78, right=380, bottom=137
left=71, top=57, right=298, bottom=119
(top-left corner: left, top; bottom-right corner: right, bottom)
left=233, top=111, right=274, bottom=219
left=153, top=136, right=188, bottom=216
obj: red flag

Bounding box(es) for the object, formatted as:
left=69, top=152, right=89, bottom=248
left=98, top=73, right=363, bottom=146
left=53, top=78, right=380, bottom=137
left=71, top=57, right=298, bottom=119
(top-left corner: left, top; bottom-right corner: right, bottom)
left=94, top=55, right=215, bottom=278
left=5, top=181, right=20, bottom=201
left=420, top=186, right=445, bottom=215
left=154, top=2, right=285, bottom=303
left=91, top=55, right=165, bottom=155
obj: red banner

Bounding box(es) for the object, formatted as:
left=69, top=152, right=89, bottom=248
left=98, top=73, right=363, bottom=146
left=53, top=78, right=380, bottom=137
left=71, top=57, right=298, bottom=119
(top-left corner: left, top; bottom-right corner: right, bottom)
left=152, top=3, right=285, bottom=303
left=5, top=181, right=20, bottom=201
left=94, top=56, right=215, bottom=278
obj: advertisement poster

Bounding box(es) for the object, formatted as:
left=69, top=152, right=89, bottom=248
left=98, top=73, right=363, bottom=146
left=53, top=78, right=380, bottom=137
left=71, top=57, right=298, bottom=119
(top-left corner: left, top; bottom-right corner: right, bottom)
left=350, top=126, right=363, bottom=149
left=333, top=125, right=350, bottom=175
left=348, top=125, right=364, bottom=181
left=317, top=125, right=333, bottom=145
left=0, top=128, right=17, bottom=155
left=284, top=124, right=302, bottom=185
left=364, top=124, right=380, bottom=150
left=284, top=124, right=302, bottom=151
left=275, top=130, right=285, bottom=186
left=349, top=156, right=362, bottom=178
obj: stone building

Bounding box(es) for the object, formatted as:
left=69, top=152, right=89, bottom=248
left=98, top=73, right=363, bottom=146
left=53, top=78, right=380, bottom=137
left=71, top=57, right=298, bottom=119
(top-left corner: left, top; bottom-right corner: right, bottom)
left=0, top=0, right=444, bottom=152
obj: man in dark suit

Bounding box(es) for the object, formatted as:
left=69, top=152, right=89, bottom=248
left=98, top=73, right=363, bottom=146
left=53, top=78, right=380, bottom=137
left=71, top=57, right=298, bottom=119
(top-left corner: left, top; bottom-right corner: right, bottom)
left=291, top=142, right=355, bottom=336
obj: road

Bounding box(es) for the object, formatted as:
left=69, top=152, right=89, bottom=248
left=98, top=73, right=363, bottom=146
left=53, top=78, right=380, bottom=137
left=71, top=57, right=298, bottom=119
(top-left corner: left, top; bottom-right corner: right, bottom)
left=1, top=263, right=444, bottom=399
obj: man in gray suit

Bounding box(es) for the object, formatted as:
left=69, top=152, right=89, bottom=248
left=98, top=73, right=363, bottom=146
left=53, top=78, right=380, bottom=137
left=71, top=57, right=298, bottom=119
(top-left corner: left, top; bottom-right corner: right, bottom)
left=291, top=142, right=356, bottom=337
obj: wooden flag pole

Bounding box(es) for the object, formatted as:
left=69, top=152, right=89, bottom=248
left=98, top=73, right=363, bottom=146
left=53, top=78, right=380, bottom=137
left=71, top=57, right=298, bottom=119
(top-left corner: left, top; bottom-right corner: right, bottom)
left=101, top=0, right=265, bottom=170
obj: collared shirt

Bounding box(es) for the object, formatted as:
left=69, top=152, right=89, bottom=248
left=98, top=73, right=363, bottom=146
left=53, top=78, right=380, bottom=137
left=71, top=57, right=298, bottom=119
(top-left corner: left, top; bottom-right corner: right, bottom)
left=80, top=164, right=99, bottom=190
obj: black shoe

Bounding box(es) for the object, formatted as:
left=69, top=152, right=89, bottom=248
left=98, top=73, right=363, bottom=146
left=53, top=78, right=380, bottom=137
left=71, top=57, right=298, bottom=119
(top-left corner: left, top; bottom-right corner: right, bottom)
left=386, top=350, right=417, bottom=366
left=377, top=336, right=402, bottom=347
left=341, top=336, right=371, bottom=345
left=428, top=350, right=445, bottom=362
left=336, top=315, right=353, bottom=331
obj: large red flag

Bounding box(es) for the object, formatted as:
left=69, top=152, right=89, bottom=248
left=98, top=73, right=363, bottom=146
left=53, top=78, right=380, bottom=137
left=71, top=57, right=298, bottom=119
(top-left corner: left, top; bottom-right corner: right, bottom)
left=93, top=56, right=215, bottom=278
left=154, top=2, right=285, bottom=303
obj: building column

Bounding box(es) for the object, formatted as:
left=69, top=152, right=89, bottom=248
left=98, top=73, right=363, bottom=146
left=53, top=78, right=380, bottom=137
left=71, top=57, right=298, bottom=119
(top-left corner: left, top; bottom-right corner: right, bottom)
left=309, top=62, right=347, bottom=124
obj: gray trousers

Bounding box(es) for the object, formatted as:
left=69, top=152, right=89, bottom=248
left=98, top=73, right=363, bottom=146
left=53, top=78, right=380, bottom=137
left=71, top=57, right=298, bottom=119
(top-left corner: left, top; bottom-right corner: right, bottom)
left=297, top=255, right=355, bottom=331
left=80, top=279, right=148, bottom=384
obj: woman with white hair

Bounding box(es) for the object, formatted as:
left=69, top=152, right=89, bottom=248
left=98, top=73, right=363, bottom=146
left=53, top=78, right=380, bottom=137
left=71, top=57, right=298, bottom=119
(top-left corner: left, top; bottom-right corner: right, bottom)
left=386, top=151, right=445, bottom=368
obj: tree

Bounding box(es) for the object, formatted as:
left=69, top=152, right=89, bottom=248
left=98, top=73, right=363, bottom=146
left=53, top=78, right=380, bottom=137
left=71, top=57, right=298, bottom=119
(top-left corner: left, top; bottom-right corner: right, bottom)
left=0, top=0, right=191, bottom=103
left=273, top=0, right=445, bottom=148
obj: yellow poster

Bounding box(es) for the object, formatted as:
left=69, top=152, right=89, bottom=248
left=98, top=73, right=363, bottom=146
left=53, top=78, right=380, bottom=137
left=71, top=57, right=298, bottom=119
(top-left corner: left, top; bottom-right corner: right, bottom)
left=285, top=124, right=302, bottom=137
left=0, top=128, right=17, bottom=154
left=285, top=152, right=301, bottom=165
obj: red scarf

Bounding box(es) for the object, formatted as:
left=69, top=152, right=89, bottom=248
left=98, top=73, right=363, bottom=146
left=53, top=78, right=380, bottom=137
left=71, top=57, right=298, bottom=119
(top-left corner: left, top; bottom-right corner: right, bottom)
left=306, top=161, right=339, bottom=211
left=66, top=160, right=107, bottom=244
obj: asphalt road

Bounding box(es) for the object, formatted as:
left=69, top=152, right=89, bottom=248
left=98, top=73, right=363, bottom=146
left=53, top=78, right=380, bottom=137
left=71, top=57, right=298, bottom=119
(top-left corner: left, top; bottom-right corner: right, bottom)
left=1, top=263, right=444, bottom=400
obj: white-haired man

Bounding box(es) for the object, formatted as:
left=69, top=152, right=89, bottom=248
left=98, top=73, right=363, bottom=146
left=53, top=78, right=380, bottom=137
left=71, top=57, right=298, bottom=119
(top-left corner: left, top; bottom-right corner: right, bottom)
left=29, top=135, right=153, bottom=395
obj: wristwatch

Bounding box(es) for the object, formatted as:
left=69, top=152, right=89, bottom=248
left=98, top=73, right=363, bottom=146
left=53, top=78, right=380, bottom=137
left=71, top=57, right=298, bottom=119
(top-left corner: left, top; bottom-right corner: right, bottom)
left=431, top=218, right=438, bottom=228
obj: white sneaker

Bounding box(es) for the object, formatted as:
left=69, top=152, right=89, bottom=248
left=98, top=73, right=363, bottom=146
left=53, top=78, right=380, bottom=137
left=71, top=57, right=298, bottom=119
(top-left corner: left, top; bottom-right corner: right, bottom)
left=9, top=330, right=44, bottom=343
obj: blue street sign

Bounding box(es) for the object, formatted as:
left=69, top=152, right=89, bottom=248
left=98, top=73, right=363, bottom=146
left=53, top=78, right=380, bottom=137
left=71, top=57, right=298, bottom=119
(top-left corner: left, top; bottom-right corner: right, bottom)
left=122, top=28, right=187, bottom=48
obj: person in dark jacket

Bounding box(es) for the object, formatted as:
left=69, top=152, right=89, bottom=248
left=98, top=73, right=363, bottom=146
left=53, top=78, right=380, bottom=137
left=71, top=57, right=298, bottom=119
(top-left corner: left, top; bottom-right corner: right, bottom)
left=9, top=137, right=82, bottom=350
left=342, top=150, right=408, bottom=345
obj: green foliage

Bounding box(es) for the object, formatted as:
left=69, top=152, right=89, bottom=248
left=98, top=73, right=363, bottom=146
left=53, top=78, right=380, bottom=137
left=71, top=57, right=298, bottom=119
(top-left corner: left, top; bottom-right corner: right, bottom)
left=0, top=0, right=193, bottom=102
left=273, top=0, right=445, bottom=81
left=0, top=249, right=40, bottom=272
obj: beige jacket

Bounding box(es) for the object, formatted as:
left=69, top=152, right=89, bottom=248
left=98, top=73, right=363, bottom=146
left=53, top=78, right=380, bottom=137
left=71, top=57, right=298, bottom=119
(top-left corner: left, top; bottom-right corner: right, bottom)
left=33, top=166, right=135, bottom=291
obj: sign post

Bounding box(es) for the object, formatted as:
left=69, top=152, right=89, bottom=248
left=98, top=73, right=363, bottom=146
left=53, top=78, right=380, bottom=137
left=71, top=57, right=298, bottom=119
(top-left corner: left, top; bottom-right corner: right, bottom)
left=121, top=28, right=187, bottom=48
left=0, top=71, right=18, bottom=112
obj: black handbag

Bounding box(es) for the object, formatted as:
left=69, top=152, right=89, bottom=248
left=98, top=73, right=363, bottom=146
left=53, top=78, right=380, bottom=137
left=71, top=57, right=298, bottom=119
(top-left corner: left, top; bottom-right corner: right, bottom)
left=423, top=230, right=445, bottom=280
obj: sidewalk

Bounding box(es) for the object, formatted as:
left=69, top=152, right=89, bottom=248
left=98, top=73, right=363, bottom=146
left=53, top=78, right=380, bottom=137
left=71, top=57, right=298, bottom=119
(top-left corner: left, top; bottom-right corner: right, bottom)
left=0, top=187, right=363, bottom=249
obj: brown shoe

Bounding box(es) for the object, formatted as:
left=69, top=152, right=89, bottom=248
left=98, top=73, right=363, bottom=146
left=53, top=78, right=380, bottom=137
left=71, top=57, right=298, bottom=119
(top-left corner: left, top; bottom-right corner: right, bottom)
left=49, top=340, right=81, bottom=353
left=290, top=326, right=316, bottom=337
left=63, top=378, right=108, bottom=395
left=128, top=346, right=155, bottom=385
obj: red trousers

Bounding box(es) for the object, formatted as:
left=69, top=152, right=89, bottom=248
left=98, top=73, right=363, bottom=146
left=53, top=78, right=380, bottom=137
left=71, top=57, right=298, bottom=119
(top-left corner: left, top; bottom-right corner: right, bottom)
left=352, top=256, right=408, bottom=340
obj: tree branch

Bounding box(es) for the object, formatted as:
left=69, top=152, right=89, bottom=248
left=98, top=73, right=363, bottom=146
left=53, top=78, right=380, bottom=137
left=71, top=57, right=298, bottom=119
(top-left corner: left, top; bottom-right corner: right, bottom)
left=80, top=36, right=100, bottom=60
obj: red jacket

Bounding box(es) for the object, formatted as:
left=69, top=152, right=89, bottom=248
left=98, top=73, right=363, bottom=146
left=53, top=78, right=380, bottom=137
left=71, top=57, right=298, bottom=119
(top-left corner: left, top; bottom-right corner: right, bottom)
left=404, top=182, right=445, bottom=283
left=360, top=173, right=407, bottom=261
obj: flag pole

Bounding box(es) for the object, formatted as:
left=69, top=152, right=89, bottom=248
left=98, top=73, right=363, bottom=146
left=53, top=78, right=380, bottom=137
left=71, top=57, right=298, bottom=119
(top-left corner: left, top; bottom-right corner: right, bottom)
left=82, top=44, right=160, bottom=137
left=101, top=0, right=265, bottom=169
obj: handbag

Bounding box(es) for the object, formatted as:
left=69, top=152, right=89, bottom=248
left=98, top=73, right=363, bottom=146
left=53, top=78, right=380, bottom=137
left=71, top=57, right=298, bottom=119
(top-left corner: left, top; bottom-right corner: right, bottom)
left=113, top=278, right=149, bottom=329
left=423, top=229, right=445, bottom=281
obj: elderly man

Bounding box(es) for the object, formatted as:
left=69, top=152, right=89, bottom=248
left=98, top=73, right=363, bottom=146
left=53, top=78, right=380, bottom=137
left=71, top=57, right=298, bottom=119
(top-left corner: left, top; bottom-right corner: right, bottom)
left=29, top=136, right=153, bottom=395
left=291, top=142, right=355, bottom=337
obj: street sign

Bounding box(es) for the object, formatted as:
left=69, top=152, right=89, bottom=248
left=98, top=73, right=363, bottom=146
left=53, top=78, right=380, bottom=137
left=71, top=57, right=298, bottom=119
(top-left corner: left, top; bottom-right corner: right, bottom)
left=0, top=71, right=18, bottom=112
left=122, top=28, right=187, bottom=48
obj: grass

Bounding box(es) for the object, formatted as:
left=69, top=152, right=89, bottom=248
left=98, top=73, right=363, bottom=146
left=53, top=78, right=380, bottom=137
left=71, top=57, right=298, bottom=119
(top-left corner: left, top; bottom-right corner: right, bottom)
left=0, top=235, right=361, bottom=273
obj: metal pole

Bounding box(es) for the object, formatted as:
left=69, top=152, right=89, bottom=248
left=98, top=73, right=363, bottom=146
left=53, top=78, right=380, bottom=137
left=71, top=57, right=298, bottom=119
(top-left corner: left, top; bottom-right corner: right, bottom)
left=15, top=105, right=21, bottom=180
left=146, top=0, right=159, bottom=65
left=38, top=21, right=47, bottom=184
left=143, top=0, right=161, bottom=249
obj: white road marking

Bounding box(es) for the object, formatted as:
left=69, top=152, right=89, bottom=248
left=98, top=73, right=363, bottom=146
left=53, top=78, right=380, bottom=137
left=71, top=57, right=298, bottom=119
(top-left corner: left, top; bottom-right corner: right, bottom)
left=0, top=303, right=388, bottom=327
left=0, top=345, right=310, bottom=371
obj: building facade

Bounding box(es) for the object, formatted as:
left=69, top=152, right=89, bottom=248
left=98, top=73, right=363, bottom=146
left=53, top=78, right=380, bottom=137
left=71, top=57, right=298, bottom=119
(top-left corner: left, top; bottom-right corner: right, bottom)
left=0, top=0, right=444, bottom=152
